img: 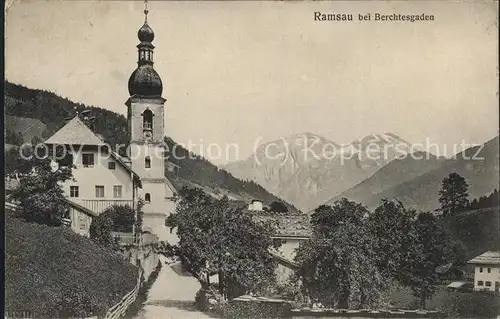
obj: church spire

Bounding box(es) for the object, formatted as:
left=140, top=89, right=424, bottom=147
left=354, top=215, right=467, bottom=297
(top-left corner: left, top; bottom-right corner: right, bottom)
left=128, top=0, right=163, bottom=97
left=137, top=0, right=155, bottom=66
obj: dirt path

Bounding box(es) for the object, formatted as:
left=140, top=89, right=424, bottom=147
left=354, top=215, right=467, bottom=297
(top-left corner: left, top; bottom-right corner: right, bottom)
left=134, top=256, right=216, bottom=319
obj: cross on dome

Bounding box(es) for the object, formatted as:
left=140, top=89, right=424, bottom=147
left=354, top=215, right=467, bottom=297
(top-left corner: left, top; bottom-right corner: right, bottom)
left=128, top=0, right=163, bottom=97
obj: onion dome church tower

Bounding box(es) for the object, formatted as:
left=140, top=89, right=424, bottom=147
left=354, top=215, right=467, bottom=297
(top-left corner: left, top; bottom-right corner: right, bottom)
left=126, top=1, right=177, bottom=241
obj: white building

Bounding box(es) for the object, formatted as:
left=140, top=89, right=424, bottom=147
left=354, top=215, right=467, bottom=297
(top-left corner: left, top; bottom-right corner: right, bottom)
left=44, top=9, right=178, bottom=242
left=45, top=116, right=142, bottom=237
left=248, top=199, right=264, bottom=212
left=254, top=213, right=311, bottom=284
left=467, top=251, right=500, bottom=292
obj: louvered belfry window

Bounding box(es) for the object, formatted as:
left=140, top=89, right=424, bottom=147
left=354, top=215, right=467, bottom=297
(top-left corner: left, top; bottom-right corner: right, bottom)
left=143, top=109, right=153, bottom=130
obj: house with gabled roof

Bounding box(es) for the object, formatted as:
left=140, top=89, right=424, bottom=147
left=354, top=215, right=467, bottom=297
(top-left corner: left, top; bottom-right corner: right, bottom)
left=252, top=211, right=311, bottom=284
left=467, top=251, right=500, bottom=292
left=44, top=115, right=143, bottom=237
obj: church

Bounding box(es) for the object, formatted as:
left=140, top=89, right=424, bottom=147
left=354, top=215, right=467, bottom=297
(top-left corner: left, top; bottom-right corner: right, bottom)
left=44, top=6, right=177, bottom=242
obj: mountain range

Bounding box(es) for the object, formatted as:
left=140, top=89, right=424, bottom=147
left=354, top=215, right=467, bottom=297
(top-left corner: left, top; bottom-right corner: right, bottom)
left=223, top=132, right=419, bottom=211
left=224, top=132, right=499, bottom=213
left=327, top=135, right=499, bottom=212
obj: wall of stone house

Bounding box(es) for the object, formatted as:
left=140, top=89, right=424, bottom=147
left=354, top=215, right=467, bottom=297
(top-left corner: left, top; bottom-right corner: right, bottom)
left=69, top=207, right=92, bottom=238
left=59, top=146, right=135, bottom=201
left=142, top=212, right=179, bottom=243
left=473, top=265, right=500, bottom=291
left=125, top=246, right=160, bottom=282
left=279, top=240, right=302, bottom=261
left=276, top=263, right=295, bottom=286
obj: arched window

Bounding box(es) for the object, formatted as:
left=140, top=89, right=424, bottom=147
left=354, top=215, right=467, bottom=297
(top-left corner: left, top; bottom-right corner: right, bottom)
left=145, top=193, right=151, bottom=203
left=145, top=156, right=151, bottom=168
left=143, top=109, right=153, bottom=130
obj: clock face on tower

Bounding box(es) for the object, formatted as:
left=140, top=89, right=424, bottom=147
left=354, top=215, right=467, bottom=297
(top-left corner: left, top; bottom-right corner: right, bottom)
left=144, top=130, right=153, bottom=141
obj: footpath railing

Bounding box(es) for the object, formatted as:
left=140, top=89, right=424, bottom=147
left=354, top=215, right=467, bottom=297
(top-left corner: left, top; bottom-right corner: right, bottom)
left=102, top=269, right=143, bottom=319
left=5, top=201, right=19, bottom=212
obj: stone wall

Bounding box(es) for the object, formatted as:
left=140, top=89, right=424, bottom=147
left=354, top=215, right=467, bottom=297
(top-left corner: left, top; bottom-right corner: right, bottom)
left=125, top=246, right=159, bottom=282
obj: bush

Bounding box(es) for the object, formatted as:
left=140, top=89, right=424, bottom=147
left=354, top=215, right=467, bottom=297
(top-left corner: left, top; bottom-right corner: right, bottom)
left=90, top=204, right=135, bottom=248
left=195, top=288, right=211, bottom=311
left=222, top=299, right=292, bottom=319
left=10, top=156, right=73, bottom=226
left=438, top=291, right=500, bottom=318
left=5, top=214, right=138, bottom=317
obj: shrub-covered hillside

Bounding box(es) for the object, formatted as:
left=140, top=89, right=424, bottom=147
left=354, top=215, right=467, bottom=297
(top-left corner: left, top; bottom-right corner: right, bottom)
left=4, top=81, right=300, bottom=213
left=4, top=212, right=138, bottom=317
left=440, top=206, right=500, bottom=260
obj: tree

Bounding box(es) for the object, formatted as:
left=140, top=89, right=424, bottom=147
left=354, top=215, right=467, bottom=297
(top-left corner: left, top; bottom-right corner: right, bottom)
left=89, top=211, right=116, bottom=248
left=89, top=204, right=137, bottom=247
left=269, top=201, right=289, bottom=213
left=165, top=187, right=279, bottom=300
left=5, top=129, right=24, bottom=146
left=492, top=189, right=499, bottom=207
left=438, top=173, right=469, bottom=216
left=31, top=135, right=43, bottom=147
left=400, top=212, right=455, bottom=309
left=295, top=199, right=389, bottom=309
left=310, top=199, right=366, bottom=237
left=5, top=147, right=23, bottom=175
left=368, top=199, right=416, bottom=281
left=10, top=154, right=73, bottom=225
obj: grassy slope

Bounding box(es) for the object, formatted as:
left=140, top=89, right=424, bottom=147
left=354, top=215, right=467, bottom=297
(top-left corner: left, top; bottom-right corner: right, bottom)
left=5, top=212, right=139, bottom=317
left=369, top=137, right=499, bottom=211
left=440, top=206, right=500, bottom=260
left=325, top=136, right=499, bottom=213
left=325, top=152, right=444, bottom=209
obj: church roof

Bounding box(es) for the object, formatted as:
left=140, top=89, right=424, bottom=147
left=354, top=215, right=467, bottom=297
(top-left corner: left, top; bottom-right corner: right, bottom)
left=44, top=116, right=105, bottom=146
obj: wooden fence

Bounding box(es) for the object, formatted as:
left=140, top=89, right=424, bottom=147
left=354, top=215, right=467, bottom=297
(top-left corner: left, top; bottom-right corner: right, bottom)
left=5, top=201, right=19, bottom=212
left=102, top=269, right=143, bottom=319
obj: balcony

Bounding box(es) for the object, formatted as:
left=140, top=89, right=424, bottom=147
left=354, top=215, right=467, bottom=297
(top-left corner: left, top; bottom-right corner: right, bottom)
left=81, top=199, right=134, bottom=215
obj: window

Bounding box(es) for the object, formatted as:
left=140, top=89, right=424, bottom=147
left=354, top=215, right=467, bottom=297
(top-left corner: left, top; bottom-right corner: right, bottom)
left=145, top=156, right=151, bottom=168
left=143, top=109, right=153, bottom=130
left=145, top=193, right=151, bottom=203
left=58, top=154, right=73, bottom=167
left=485, top=281, right=492, bottom=287
left=79, top=216, right=87, bottom=230
left=113, top=185, right=123, bottom=198
left=488, top=268, right=491, bottom=273
left=82, top=153, right=94, bottom=167
left=70, top=186, right=79, bottom=198
left=480, top=267, right=484, bottom=273
left=95, top=185, right=105, bottom=198
left=108, top=161, right=116, bottom=170
left=478, top=281, right=484, bottom=286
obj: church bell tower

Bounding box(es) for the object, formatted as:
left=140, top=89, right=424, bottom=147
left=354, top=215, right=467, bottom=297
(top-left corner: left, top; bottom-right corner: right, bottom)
left=126, top=1, right=175, bottom=239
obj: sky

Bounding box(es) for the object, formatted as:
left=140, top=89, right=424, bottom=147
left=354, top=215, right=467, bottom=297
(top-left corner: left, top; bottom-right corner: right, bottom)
left=5, top=0, right=499, bottom=164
